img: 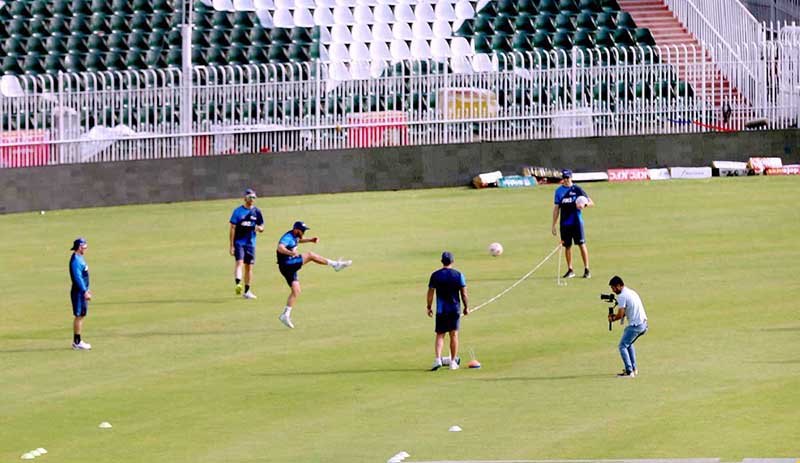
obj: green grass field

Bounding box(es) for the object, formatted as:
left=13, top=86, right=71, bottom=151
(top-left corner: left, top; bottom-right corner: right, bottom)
left=1, top=177, right=799, bottom=463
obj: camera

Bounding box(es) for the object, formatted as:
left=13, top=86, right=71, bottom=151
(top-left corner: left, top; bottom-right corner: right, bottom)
left=600, top=293, right=616, bottom=303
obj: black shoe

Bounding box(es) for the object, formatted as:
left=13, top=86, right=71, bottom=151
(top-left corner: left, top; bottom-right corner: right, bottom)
left=562, top=269, right=575, bottom=279
left=617, top=370, right=635, bottom=378
left=583, top=269, right=591, bottom=279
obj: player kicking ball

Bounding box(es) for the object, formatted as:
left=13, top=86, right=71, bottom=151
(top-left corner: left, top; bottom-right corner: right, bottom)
left=276, top=221, right=352, bottom=329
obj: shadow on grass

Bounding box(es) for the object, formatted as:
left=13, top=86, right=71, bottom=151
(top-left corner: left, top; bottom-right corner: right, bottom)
left=746, top=359, right=800, bottom=364
left=761, top=326, right=800, bottom=332
left=0, top=346, right=69, bottom=354
left=256, top=367, right=423, bottom=377
left=111, top=328, right=266, bottom=338
left=92, top=297, right=233, bottom=306
left=476, top=373, right=611, bottom=381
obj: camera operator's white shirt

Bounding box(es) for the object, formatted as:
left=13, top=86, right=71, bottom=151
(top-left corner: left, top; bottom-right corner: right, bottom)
left=617, top=287, right=647, bottom=326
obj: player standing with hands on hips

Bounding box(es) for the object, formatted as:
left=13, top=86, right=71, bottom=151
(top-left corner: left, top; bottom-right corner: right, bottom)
left=427, top=252, right=469, bottom=371
left=69, top=238, right=92, bottom=350
left=552, top=169, right=594, bottom=279
left=607, top=276, right=648, bottom=378
left=229, top=188, right=264, bottom=299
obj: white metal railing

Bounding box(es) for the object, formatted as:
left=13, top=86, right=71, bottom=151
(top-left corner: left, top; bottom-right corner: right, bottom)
left=665, top=0, right=765, bottom=105
left=1, top=41, right=798, bottom=169
left=744, top=0, right=800, bottom=22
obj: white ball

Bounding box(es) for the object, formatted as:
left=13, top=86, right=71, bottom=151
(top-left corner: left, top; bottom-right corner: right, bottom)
left=576, top=196, right=589, bottom=209
left=488, top=242, right=503, bottom=257
left=40, top=210, right=45, bottom=215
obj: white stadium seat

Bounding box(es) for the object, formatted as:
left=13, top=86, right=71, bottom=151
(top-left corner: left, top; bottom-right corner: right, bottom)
left=330, top=42, right=350, bottom=60
left=410, top=39, right=432, bottom=59
left=255, top=0, right=275, bottom=9
left=333, top=5, right=356, bottom=24
left=455, top=0, right=474, bottom=19
left=349, top=41, right=370, bottom=61
left=372, top=22, right=394, bottom=41
left=374, top=4, right=394, bottom=22
left=390, top=39, right=412, bottom=61
left=369, top=40, right=392, bottom=61
left=352, top=23, right=373, bottom=41
left=370, top=60, right=387, bottom=78
left=354, top=5, right=375, bottom=23
left=274, top=0, right=294, bottom=8
left=332, top=24, right=354, bottom=42
left=432, top=19, right=451, bottom=38
left=319, top=25, right=333, bottom=43
left=273, top=8, right=295, bottom=27
left=356, top=0, right=378, bottom=5
left=394, top=3, right=415, bottom=21
left=329, top=62, right=352, bottom=80
left=471, top=53, right=495, bottom=73
left=451, top=56, right=472, bottom=74
left=213, top=0, right=235, bottom=11
left=336, top=0, right=357, bottom=6
left=351, top=60, right=372, bottom=79
left=297, top=0, right=315, bottom=6
left=434, top=0, right=456, bottom=20
left=411, top=20, right=434, bottom=39
left=233, top=0, right=256, bottom=11
left=255, top=9, right=275, bottom=26
left=314, top=7, right=335, bottom=25
left=414, top=2, right=435, bottom=21
left=450, top=37, right=474, bottom=56
left=315, top=0, right=336, bottom=6
left=293, top=8, right=315, bottom=26
left=392, top=21, right=413, bottom=40
left=431, top=37, right=451, bottom=59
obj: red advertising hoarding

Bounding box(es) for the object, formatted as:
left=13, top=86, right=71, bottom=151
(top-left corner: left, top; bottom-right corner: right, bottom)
left=607, top=168, right=650, bottom=182
left=0, top=130, right=50, bottom=167
left=347, top=111, right=408, bottom=149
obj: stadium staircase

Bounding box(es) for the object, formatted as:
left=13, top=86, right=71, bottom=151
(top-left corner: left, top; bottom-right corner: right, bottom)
left=617, top=0, right=745, bottom=111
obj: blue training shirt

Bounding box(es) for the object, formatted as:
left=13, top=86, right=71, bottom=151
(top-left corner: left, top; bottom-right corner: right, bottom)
left=428, top=268, right=466, bottom=315
left=276, top=231, right=303, bottom=266
left=554, top=184, right=589, bottom=226
left=69, top=253, right=89, bottom=293
left=230, top=206, right=264, bottom=247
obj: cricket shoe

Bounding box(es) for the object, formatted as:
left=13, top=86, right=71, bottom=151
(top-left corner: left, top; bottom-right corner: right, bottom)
left=430, top=358, right=443, bottom=371
left=243, top=291, right=257, bottom=299
left=562, top=269, right=575, bottom=279
left=72, top=341, right=92, bottom=350
left=332, top=259, right=352, bottom=272
left=450, top=360, right=460, bottom=370
left=235, top=283, right=243, bottom=295
left=617, top=370, right=636, bottom=378
left=583, top=269, right=591, bottom=279
left=279, top=312, right=294, bottom=329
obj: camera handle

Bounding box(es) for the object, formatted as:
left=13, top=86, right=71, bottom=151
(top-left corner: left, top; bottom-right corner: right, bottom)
left=608, top=307, right=614, bottom=331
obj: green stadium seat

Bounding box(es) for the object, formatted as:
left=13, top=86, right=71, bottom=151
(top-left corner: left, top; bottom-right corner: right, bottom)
left=579, top=0, right=603, bottom=13
left=88, top=34, right=110, bottom=52
left=151, top=12, right=171, bottom=31
left=167, top=28, right=182, bottom=46
left=472, top=33, right=492, bottom=54
left=492, top=34, right=513, bottom=53
left=67, top=34, right=90, bottom=53
left=131, top=12, right=152, bottom=31
left=26, top=36, right=47, bottom=55
left=90, top=13, right=112, bottom=35
left=250, top=27, right=270, bottom=46
left=206, top=46, right=227, bottom=65
left=45, top=53, right=65, bottom=73
left=154, top=0, right=174, bottom=13
left=210, top=29, right=231, bottom=47
left=595, top=28, right=615, bottom=48
left=677, top=81, right=694, bottom=99
left=23, top=54, right=45, bottom=75
left=191, top=29, right=211, bottom=48
left=267, top=44, right=289, bottom=63
left=11, top=1, right=33, bottom=18
left=291, top=27, right=312, bottom=44
left=553, top=31, right=574, bottom=50
left=538, top=0, right=560, bottom=15
left=653, top=80, right=676, bottom=99
left=635, top=28, right=656, bottom=46
left=227, top=44, right=249, bottom=65
left=497, top=0, right=518, bottom=15
left=5, top=37, right=26, bottom=55
left=32, top=0, right=54, bottom=17
left=74, top=0, right=93, bottom=16
left=512, top=31, right=533, bottom=51
left=532, top=31, right=554, bottom=50
left=9, top=18, right=31, bottom=37
left=165, top=46, right=181, bottom=67
left=212, top=11, right=234, bottom=30
left=108, top=32, right=128, bottom=51
left=573, top=29, right=595, bottom=48
left=476, top=1, right=497, bottom=16
left=128, top=31, right=149, bottom=50
left=231, top=26, right=251, bottom=46
left=65, top=51, right=86, bottom=72
left=0, top=21, right=7, bottom=39
left=2, top=55, right=23, bottom=75
left=474, top=15, right=495, bottom=34
left=71, top=15, right=93, bottom=35
left=494, top=16, right=515, bottom=35
left=515, top=13, right=536, bottom=33
left=133, top=0, right=154, bottom=13
left=146, top=48, right=166, bottom=68
left=534, top=14, right=557, bottom=33
left=233, top=11, right=255, bottom=28
left=29, top=18, right=49, bottom=35
left=617, top=12, right=637, bottom=29
left=54, top=0, right=72, bottom=16
left=90, top=0, right=112, bottom=14
left=518, top=0, right=538, bottom=14
left=601, top=0, right=621, bottom=12
left=247, top=44, right=269, bottom=63
left=613, top=28, right=635, bottom=47
left=149, top=30, right=167, bottom=48
left=125, top=49, right=146, bottom=68
left=105, top=50, right=126, bottom=70
left=596, top=12, right=617, bottom=29
left=46, top=35, right=69, bottom=54
left=194, top=12, right=213, bottom=30
left=576, top=12, right=597, bottom=31
left=85, top=50, right=106, bottom=71
left=635, top=81, right=652, bottom=99
left=616, top=81, right=633, bottom=100
left=558, top=0, right=579, bottom=14
left=555, top=13, right=576, bottom=32
left=270, top=28, right=291, bottom=44
left=288, top=43, right=310, bottom=62
left=191, top=47, right=207, bottom=66
left=454, top=19, right=474, bottom=38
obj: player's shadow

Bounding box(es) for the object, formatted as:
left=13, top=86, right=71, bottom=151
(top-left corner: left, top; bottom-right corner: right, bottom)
left=256, top=367, right=422, bottom=377
left=92, top=297, right=232, bottom=306
left=112, top=328, right=265, bottom=338
left=477, top=373, right=611, bottom=382
left=761, top=326, right=800, bottom=332
left=0, top=346, right=70, bottom=354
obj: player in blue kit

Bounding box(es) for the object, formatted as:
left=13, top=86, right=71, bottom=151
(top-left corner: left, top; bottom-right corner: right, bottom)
left=69, top=238, right=92, bottom=350
left=427, top=252, right=469, bottom=371
left=229, top=188, right=265, bottom=299
left=551, top=169, right=594, bottom=279
left=277, top=221, right=352, bottom=329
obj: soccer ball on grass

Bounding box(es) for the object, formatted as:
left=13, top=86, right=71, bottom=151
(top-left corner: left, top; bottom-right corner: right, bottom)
left=488, top=242, right=503, bottom=257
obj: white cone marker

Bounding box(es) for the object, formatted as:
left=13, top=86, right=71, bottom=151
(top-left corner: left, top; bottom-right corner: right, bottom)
left=449, top=425, right=462, bottom=432
left=30, top=450, right=42, bottom=457
left=21, top=453, right=36, bottom=460
left=36, top=449, right=47, bottom=455
left=98, top=422, right=113, bottom=429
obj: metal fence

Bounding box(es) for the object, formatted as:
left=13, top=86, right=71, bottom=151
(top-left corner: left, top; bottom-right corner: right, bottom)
left=744, top=0, right=800, bottom=23
left=1, top=40, right=799, bottom=168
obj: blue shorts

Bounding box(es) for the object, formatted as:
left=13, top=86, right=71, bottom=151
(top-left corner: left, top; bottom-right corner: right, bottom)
left=71, top=290, right=88, bottom=317
left=234, top=244, right=256, bottom=264
left=560, top=222, right=586, bottom=247
left=435, top=311, right=461, bottom=333
left=278, top=262, right=303, bottom=287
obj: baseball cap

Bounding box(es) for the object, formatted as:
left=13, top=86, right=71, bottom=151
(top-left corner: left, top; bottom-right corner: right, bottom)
left=561, top=169, right=573, bottom=179
left=293, top=221, right=310, bottom=231
left=244, top=188, right=257, bottom=198
left=70, top=237, right=87, bottom=251
left=441, top=251, right=453, bottom=265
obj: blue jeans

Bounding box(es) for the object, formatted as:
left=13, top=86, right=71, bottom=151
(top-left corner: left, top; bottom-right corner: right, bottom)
left=619, top=322, right=647, bottom=373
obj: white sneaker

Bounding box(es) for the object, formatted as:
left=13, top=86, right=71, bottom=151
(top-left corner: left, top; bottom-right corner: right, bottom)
left=332, top=259, right=352, bottom=272
left=450, top=361, right=460, bottom=370
left=243, top=291, right=257, bottom=299
left=430, top=358, right=443, bottom=371
left=72, top=341, right=91, bottom=350
left=279, top=312, right=294, bottom=329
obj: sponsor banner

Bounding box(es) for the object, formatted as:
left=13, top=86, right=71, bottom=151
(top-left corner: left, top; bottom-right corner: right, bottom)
left=648, top=168, right=671, bottom=181
left=347, top=111, right=409, bottom=149
left=572, top=171, right=608, bottom=182
left=472, top=170, right=503, bottom=188
left=607, top=168, right=650, bottom=182
left=0, top=130, right=50, bottom=167
left=438, top=88, right=499, bottom=120
left=553, top=107, right=595, bottom=138
left=670, top=167, right=712, bottom=179
left=712, top=160, right=749, bottom=177
left=748, top=157, right=782, bottom=174
left=712, top=160, right=748, bottom=170
left=497, top=175, right=537, bottom=188
left=766, top=165, right=800, bottom=176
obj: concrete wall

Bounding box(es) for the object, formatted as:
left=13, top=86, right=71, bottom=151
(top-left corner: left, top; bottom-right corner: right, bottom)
left=2, top=129, right=799, bottom=213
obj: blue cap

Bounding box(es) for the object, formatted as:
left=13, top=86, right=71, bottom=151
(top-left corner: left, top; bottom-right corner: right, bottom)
left=293, top=221, right=310, bottom=231
left=561, top=169, right=573, bottom=179
left=441, top=251, right=453, bottom=265
left=244, top=188, right=257, bottom=198
left=71, top=237, right=87, bottom=251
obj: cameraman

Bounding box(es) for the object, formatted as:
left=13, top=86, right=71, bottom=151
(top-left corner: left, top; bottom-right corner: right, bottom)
left=607, top=276, right=648, bottom=378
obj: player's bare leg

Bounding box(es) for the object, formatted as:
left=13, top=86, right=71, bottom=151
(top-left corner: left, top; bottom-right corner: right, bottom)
left=302, top=252, right=352, bottom=271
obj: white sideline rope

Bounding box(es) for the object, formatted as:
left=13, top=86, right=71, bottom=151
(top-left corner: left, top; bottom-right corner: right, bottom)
left=469, top=243, right=562, bottom=314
